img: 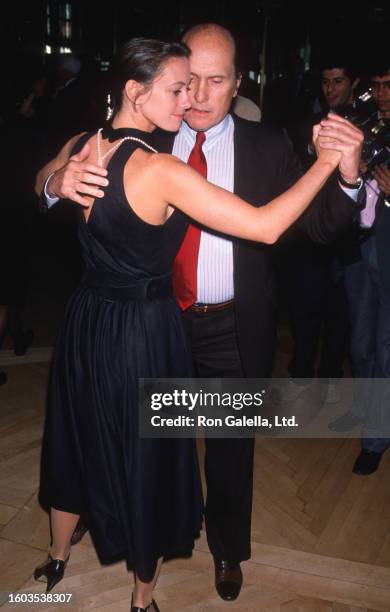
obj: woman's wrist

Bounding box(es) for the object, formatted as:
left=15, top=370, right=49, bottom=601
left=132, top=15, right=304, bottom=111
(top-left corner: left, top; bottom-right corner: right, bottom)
left=315, top=159, right=338, bottom=174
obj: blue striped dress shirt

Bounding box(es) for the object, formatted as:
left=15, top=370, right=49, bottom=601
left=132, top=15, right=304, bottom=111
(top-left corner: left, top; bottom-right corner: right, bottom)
left=172, top=114, right=235, bottom=304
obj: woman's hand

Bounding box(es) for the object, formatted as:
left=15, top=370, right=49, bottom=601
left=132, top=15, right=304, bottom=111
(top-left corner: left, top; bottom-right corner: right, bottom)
left=313, top=123, right=341, bottom=167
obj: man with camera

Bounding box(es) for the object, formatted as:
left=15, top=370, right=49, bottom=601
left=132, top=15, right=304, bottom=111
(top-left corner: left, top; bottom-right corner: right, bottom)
left=329, top=62, right=390, bottom=475
left=368, top=69, right=390, bottom=200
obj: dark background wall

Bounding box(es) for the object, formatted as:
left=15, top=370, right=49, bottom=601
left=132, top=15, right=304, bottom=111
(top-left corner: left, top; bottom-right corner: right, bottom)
left=2, top=0, right=389, bottom=122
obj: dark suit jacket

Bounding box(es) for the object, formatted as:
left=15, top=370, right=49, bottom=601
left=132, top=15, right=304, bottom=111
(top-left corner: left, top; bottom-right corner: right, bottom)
left=152, top=114, right=361, bottom=377
left=375, top=197, right=390, bottom=292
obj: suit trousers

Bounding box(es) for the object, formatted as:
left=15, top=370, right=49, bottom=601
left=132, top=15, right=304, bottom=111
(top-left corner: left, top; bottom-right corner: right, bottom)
left=344, top=234, right=390, bottom=452
left=182, top=306, right=254, bottom=564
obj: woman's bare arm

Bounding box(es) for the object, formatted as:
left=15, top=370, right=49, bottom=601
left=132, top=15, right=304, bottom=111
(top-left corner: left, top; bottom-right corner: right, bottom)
left=149, top=146, right=339, bottom=245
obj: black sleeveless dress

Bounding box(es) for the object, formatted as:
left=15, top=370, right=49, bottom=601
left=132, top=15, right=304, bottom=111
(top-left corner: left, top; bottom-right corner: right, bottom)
left=39, top=128, right=203, bottom=582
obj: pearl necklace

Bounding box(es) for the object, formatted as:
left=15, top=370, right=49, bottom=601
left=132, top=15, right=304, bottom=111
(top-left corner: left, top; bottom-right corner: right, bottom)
left=96, top=127, right=157, bottom=167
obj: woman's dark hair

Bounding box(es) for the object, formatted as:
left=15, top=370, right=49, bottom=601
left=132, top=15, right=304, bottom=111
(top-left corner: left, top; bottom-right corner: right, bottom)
left=109, top=38, right=190, bottom=116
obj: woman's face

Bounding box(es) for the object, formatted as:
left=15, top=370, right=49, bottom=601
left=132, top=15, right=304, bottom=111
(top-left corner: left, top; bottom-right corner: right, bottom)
left=136, top=56, right=191, bottom=132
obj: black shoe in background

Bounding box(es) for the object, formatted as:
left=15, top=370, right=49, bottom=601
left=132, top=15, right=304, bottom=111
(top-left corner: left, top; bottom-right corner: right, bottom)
left=353, top=449, right=383, bottom=475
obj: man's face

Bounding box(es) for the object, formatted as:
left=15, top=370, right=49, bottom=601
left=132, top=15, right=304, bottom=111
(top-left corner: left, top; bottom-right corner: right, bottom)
left=371, top=73, right=390, bottom=118
left=183, top=33, right=241, bottom=132
left=321, top=68, right=356, bottom=109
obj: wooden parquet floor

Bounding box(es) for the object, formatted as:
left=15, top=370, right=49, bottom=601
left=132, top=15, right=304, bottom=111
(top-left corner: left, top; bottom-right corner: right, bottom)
left=1, top=356, right=390, bottom=611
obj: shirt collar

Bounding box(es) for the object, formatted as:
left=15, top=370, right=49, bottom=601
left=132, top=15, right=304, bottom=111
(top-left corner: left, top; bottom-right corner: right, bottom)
left=180, top=114, right=233, bottom=151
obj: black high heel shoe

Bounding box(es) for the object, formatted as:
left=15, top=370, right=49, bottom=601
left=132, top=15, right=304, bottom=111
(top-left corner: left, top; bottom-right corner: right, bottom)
left=131, top=594, right=160, bottom=612
left=34, top=554, right=70, bottom=592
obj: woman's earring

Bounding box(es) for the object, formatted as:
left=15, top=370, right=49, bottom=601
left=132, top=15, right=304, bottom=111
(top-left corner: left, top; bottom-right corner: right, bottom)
left=106, top=93, right=114, bottom=121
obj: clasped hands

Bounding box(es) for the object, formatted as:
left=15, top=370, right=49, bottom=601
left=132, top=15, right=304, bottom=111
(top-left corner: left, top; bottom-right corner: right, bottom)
left=313, top=112, right=364, bottom=182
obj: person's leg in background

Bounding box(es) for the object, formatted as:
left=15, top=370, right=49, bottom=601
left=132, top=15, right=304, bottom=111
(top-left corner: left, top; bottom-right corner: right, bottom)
left=356, top=239, right=390, bottom=474
left=317, top=257, right=350, bottom=402
left=329, top=237, right=378, bottom=432
left=283, top=247, right=328, bottom=400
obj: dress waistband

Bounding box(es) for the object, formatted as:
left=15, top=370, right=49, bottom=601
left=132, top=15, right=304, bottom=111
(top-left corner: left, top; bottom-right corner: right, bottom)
left=82, top=268, right=173, bottom=302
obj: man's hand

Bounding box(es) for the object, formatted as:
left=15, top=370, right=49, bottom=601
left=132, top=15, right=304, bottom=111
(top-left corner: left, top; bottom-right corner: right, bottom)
left=317, top=113, right=364, bottom=183
left=47, top=142, right=109, bottom=208
left=372, top=164, right=390, bottom=196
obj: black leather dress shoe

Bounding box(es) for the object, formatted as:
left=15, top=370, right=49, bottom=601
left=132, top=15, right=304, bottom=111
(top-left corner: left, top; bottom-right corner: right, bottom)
left=0, top=371, right=7, bottom=386
left=328, top=410, right=363, bottom=432
left=214, top=558, right=243, bottom=601
left=70, top=517, right=88, bottom=545
left=353, top=449, right=383, bottom=475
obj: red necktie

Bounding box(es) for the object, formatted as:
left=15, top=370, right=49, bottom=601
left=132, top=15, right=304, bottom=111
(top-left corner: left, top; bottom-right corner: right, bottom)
left=173, top=132, right=207, bottom=310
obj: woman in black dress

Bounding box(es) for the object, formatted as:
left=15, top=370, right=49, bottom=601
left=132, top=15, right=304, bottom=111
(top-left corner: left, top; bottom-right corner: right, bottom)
left=34, top=38, right=343, bottom=611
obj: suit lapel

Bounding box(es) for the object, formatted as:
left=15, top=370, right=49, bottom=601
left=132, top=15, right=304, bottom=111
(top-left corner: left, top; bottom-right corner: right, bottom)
left=232, top=115, right=249, bottom=266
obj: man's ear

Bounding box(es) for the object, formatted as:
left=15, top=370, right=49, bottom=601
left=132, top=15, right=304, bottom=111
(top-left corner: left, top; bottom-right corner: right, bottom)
left=233, top=72, right=242, bottom=99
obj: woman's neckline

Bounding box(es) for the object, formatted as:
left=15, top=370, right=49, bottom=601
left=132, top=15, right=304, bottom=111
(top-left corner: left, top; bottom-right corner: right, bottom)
left=101, top=126, right=154, bottom=142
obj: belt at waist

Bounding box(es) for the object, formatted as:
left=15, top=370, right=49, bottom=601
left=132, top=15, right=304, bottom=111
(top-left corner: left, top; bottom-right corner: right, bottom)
left=188, top=299, right=234, bottom=314
left=82, top=268, right=172, bottom=302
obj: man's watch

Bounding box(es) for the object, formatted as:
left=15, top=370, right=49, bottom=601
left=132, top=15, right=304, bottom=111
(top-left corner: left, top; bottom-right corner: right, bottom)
left=338, top=173, right=363, bottom=189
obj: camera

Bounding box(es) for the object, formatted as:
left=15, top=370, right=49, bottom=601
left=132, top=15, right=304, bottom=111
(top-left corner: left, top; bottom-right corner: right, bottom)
left=337, top=91, right=390, bottom=177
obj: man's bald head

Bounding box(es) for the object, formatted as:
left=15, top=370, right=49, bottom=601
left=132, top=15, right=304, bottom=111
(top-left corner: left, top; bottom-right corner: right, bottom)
left=183, top=23, right=239, bottom=76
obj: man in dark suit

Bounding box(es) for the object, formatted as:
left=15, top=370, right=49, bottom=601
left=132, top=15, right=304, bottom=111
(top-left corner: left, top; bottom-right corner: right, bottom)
left=38, top=24, right=364, bottom=601
left=329, top=64, right=390, bottom=474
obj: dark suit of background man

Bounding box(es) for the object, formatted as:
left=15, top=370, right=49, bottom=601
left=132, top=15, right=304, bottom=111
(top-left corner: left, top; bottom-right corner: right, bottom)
left=330, top=64, right=390, bottom=475
left=41, top=23, right=364, bottom=602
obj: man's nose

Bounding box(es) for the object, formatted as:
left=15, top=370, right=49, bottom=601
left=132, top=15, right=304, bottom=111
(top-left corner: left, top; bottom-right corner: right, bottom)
left=194, top=80, right=209, bottom=103
left=326, top=83, right=334, bottom=95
